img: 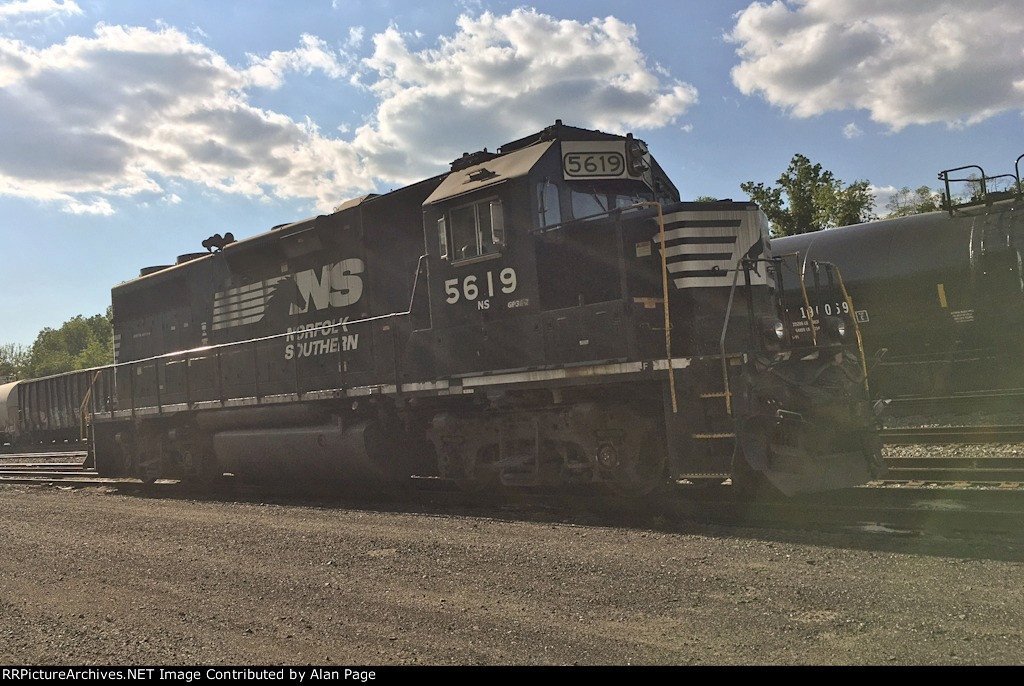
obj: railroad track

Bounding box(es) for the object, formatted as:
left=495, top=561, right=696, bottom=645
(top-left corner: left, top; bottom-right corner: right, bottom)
left=880, top=424, right=1024, bottom=444
left=0, top=443, right=89, bottom=456
left=877, top=422, right=1024, bottom=483
left=879, top=461, right=1024, bottom=485
left=0, top=448, right=98, bottom=483
left=3, top=437, right=1023, bottom=494
left=883, top=390, right=1024, bottom=417
left=0, top=460, right=100, bottom=481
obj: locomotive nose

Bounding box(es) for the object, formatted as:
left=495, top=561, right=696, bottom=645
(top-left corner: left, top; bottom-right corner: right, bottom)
left=731, top=355, right=885, bottom=496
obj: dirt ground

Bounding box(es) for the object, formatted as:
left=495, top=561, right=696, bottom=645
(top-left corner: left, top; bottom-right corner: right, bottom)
left=0, top=483, right=1022, bottom=666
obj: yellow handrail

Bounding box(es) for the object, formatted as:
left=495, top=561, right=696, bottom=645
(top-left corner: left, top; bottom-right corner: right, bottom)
left=830, top=265, right=870, bottom=393
left=630, top=202, right=677, bottom=414
left=797, top=256, right=819, bottom=346
left=78, top=370, right=102, bottom=441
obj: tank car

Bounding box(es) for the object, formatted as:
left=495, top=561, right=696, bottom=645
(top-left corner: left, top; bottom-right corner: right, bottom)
left=0, top=381, right=17, bottom=445
left=772, top=155, right=1024, bottom=399
left=65, top=120, right=883, bottom=495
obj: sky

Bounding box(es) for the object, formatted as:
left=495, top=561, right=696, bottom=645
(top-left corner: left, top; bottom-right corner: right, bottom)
left=1, top=0, right=1022, bottom=347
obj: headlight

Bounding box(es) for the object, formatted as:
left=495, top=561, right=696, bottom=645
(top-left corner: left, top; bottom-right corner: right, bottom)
left=597, top=443, right=619, bottom=468
left=823, top=316, right=846, bottom=342
left=762, top=318, right=785, bottom=344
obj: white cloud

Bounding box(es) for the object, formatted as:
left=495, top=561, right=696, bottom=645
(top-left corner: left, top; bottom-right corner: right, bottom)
left=0, top=24, right=374, bottom=211
left=869, top=184, right=898, bottom=212
left=63, top=197, right=113, bottom=215
left=0, top=9, right=695, bottom=213
left=351, top=9, right=698, bottom=181
left=0, top=0, right=81, bottom=21
left=244, top=33, right=351, bottom=89
left=729, top=0, right=1024, bottom=130
left=842, top=122, right=861, bottom=139
left=346, top=26, right=364, bottom=50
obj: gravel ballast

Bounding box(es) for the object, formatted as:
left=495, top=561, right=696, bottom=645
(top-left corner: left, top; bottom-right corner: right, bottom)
left=1, top=483, right=1022, bottom=666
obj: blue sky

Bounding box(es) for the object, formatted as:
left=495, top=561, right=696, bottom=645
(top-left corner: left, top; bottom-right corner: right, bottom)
left=1, top=0, right=1021, bottom=347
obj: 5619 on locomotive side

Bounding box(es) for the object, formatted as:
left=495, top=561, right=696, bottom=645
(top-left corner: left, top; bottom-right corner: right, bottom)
left=53, top=121, right=884, bottom=496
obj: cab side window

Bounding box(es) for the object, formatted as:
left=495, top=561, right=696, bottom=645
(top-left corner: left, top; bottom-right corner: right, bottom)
left=438, top=197, right=505, bottom=263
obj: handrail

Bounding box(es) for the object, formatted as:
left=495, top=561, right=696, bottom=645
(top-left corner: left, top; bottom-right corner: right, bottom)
left=1017, top=154, right=1024, bottom=198
left=826, top=264, right=870, bottom=393
left=797, top=253, right=819, bottom=346
left=78, top=370, right=102, bottom=440
left=940, top=164, right=987, bottom=214
left=939, top=155, right=1024, bottom=214
left=627, top=202, right=677, bottom=414
left=718, top=260, right=745, bottom=416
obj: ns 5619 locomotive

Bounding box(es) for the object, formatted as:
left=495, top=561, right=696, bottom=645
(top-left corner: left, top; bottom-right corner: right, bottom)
left=14, top=121, right=884, bottom=496
left=772, top=155, right=1024, bottom=401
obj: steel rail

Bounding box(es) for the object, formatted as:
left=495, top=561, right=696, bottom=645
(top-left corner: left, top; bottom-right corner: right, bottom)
left=881, top=424, right=1024, bottom=445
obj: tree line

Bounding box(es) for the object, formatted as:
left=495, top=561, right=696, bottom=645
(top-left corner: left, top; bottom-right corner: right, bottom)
left=0, top=309, right=113, bottom=382
left=738, top=152, right=1019, bottom=237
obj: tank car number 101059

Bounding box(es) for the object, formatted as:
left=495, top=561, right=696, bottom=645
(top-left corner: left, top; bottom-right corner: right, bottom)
left=3, top=120, right=885, bottom=496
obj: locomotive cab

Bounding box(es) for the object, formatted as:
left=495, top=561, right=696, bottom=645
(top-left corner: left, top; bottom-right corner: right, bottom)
left=421, top=121, right=677, bottom=376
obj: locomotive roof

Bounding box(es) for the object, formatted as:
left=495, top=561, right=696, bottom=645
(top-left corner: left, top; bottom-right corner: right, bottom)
left=497, top=119, right=626, bottom=153
left=423, top=140, right=554, bottom=206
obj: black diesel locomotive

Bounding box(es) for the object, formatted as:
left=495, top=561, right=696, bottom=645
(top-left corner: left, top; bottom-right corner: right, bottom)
left=10, top=121, right=884, bottom=495
left=773, top=155, right=1024, bottom=400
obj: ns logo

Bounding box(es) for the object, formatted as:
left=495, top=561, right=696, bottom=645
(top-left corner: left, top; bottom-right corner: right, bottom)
left=276, top=258, right=365, bottom=315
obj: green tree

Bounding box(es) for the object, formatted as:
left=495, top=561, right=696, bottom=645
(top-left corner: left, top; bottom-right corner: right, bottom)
left=885, top=185, right=941, bottom=217
left=0, top=343, right=29, bottom=381
left=741, top=154, right=875, bottom=236
left=25, top=310, right=113, bottom=378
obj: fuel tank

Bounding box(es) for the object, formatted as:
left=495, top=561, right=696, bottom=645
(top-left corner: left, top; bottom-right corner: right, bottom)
left=211, top=419, right=392, bottom=484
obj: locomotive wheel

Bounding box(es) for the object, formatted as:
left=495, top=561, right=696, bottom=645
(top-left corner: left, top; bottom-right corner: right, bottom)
left=131, top=427, right=164, bottom=486
left=454, top=456, right=501, bottom=493
left=180, top=449, right=223, bottom=489
left=133, top=450, right=161, bottom=486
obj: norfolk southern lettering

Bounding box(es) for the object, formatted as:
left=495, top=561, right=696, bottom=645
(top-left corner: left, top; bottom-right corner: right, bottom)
left=285, top=316, right=359, bottom=360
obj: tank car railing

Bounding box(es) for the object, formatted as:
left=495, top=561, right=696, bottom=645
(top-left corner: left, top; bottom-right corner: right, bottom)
left=1017, top=153, right=1024, bottom=198
left=94, top=255, right=430, bottom=421
left=939, top=156, right=1024, bottom=215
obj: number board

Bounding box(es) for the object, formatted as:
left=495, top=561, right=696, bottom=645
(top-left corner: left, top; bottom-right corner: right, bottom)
left=561, top=141, right=629, bottom=181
